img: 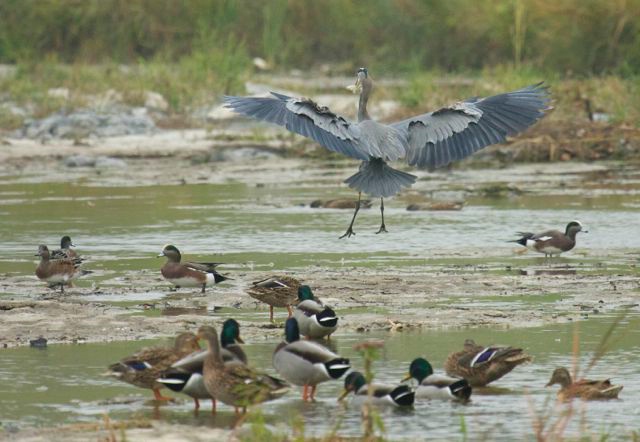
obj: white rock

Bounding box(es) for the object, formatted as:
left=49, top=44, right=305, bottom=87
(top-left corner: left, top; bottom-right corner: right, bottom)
left=144, top=91, right=169, bottom=111
left=47, top=88, right=70, bottom=100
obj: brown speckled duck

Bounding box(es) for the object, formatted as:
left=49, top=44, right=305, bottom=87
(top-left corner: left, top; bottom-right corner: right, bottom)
left=546, top=367, right=623, bottom=401
left=107, top=332, right=201, bottom=401
left=197, top=325, right=289, bottom=414
left=35, top=245, right=89, bottom=292
left=247, top=275, right=301, bottom=322
left=444, top=339, right=532, bottom=387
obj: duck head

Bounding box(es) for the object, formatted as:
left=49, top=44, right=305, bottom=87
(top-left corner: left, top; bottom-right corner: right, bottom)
left=60, top=236, right=74, bottom=249
left=158, top=244, right=181, bottom=262
left=284, top=317, right=301, bottom=343
left=546, top=367, right=573, bottom=388
left=297, top=285, right=314, bottom=301
left=221, top=318, right=244, bottom=346
left=338, top=371, right=366, bottom=401
left=403, top=357, right=434, bottom=383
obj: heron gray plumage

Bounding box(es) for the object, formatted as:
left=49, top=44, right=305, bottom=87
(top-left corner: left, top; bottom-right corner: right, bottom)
left=224, top=68, right=550, bottom=238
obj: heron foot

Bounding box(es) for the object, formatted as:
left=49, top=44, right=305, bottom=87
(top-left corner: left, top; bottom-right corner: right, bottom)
left=375, top=224, right=388, bottom=234
left=339, top=227, right=356, bottom=239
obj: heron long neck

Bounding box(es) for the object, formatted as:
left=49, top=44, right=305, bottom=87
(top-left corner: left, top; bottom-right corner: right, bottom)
left=358, top=80, right=372, bottom=122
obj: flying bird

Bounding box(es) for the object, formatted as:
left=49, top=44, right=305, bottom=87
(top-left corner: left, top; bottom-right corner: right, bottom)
left=225, top=68, right=550, bottom=238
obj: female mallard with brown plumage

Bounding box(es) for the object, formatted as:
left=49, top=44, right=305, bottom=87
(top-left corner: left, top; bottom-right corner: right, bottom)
left=444, top=339, right=532, bottom=387
left=107, top=332, right=201, bottom=401
left=247, top=275, right=301, bottom=322
left=546, top=367, right=623, bottom=401
left=157, top=319, right=247, bottom=412
left=197, top=325, right=289, bottom=414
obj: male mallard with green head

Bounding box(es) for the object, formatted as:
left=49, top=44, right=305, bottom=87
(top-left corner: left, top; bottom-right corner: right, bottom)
left=403, top=357, right=472, bottom=402
left=273, top=318, right=350, bottom=401
left=158, top=319, right=247, bottom=411
left=197, top=325, right=289, bottom=414
left=293, top=285, right=338, bottom=339
left=107, top=332, right=200, bottom=401
left=247, top=275, right=301, bottom=322
left=445, top=339, right=532, bottom=387
left=546, top=367, right=623, bottom=401
left=339, top=371, right=415, bottom=407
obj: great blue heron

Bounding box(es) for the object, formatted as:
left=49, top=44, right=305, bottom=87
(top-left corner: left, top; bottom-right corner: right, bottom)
left=224, top=68, right=550, bottom=238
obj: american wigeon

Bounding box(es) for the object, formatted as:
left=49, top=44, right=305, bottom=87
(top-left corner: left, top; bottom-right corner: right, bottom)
left=273, top=318, right=350, bottom=402
left=444, top=339, right=532, bottom=387
left=512, top=221, right=586, bottom=257
left=293, top=285, right=338, bottom=340
left=546, top=367, right=623, bottom=401
left=158, top=245, right=229, bottom=293
left=51, top=235, right=78, bottom=259
left=35, top=245, right=88, bottom=293
left=247, top=275, right=301, bottom=322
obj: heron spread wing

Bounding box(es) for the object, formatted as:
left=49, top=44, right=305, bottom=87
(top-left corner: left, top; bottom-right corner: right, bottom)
left=391, top=83, right=550, bottom=169
left=224, top=93, right=370, bottom=161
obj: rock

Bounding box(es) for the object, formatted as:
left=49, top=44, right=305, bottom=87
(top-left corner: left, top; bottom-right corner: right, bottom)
left=64, top=155, right=96, bottom=167
left=406, top=201, right=464, bottom=211
left=95, top=156, right=127, bottom=168
left=253, top=57, right=270, bottom=71
left=64, top=155, right=127, bottom=168
left=310, top=199, right=372, bottom=209
left=144, top=91, right=169, bottom=112
left=29, top=337, right=47, bottom=348
left=208, top=147, right=281, bottom=162
left=47, top=88, right=70, bottom=100
left=21, top=109, right=156, bottom=139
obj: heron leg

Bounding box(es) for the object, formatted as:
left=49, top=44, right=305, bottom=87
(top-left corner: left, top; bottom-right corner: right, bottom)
left=339, top=192, right=361, bottom=239
left=375, top=197, right=388, bottom=234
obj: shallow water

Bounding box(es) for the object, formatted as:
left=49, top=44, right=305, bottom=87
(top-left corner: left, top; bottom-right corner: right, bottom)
left=1, top=315, right=639, bottom=440
left=1, top=158, right=639, bottom=439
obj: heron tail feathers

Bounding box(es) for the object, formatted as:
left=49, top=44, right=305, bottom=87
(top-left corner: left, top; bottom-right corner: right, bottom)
left=344, top=159, right=416, bottom=198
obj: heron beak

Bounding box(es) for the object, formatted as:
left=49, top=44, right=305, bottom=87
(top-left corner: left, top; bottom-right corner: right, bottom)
left=346, top=77, right=362, bottom=94
left=401, top=373, right=412, bottom=382
left=337, top=389, right=350, bottom=402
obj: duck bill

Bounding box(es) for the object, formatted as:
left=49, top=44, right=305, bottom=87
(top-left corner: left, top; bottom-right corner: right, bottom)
left=157, top=252, right=165, bottom=257
left=401, top=373, right=412, bottom=382
left=337, top=389, right=351, bottom=401
left=545, top=381, right=553, bottom=387
left=236, top=335, right=245, bottom=344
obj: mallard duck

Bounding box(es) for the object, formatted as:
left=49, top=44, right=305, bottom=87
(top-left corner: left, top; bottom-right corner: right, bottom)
left=339, top=371, right=414, bottom=407
left=273, top=318, right=350, bottom=401
left=402, top=358, right=471, bottom=402
left=293, top=285, right=338, bottom=339
left=546, top=367, right=623, bottom=401
left=197, top=325, right=289, bottom=414
left=158, top=245, right=228, bottom=293
left=247, top=275, right=301, bottom=322
left=158, top=319, right=247, bottom=411
left=35, top=245, right=89, bottom=293
left=511, top=221, right=586, bottom=257
left=107, top=332, right=200, bottom=401
left=51, top=235, right=78, bottom=259
left=444, top=339, right=532, bottom=387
